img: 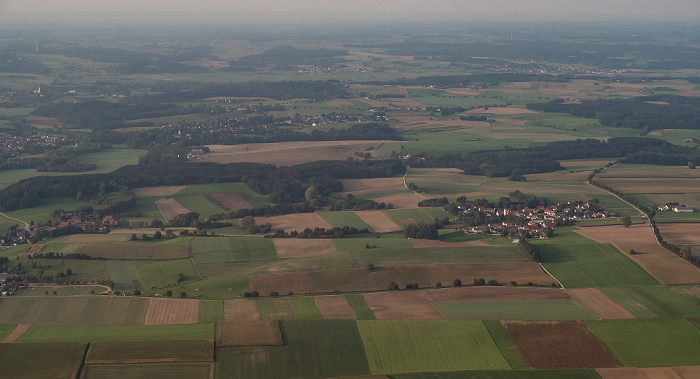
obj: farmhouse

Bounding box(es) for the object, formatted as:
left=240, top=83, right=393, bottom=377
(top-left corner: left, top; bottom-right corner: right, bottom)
left=656, top=203, right=694, bottom=212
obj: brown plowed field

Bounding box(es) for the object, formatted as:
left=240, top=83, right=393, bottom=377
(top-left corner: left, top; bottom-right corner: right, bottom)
left=202, top=141, right=398, bottom=166
left=340, top=177, right=405, bottom=195
left=0, top=324, right=31, bottom=343
left=273, top=239, right=336, bottom=259
left=144, top=298, right=199, bottom=325
left=672, top=366, right=700, bottom=378
left=255, top=213, right=332, bottom=233
left=204, top=192, right=252, bottom=212
left=363, top=291, right=443, bottom=320
left=354, top=210, right=401, bottom=233
left=424, top=262, right=556, bottom=288
left=574, top=224, right=656, bottom=244
left=132, top=186, right=184, bottom=198
left=425, top=286, right=570, bottom=303
left=370, top=193, right=425, bottom=209
left=614, top=243, right=700, bottom=285
left=595, top=368, right=650, bottom=379
left=224, top=299, right=259, bottom=321
left=568, top=288, right=634, bottom=319
left=156, top=198, right=190, bottom=221
left=503, top=321, right=620, bottom=369
left=657, top=223, right=700, bottom=245
left=409, top=239, right=489, bottom=248
left=598, top=366, right=700, bottom=379
left=309, top=266, right=432, bottom=294
left=249, top=272, right=313, bottom=295
left=314, top=296, right=357, bottom=319
left=216, top=320, right=283, bottom=347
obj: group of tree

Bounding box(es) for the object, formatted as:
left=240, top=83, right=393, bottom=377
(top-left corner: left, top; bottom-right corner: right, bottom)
left=403, top=217, right=450, bottom=240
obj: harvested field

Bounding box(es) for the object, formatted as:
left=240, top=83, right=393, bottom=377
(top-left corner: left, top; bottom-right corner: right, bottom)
left=657, top=223, right=700, bottom=245
left=204, top=192, right=252, bottom=212
left=314, top=296, right=358, bottom=319
left=370, top=193, right=425, bottom=209
left=273, top=239, right=336, bottom=259
left=203, top=141, right=400, bottom=166
left=85, top=340, right=214, bottom=364
left=216, top=320, right=283, bottom=347
left=156, top=198, right=190, bottom=221
left=363, top=291, right=443, bottom=320
left=340, top=177, right=405, bottom=195
left=354, top=210, right=401, bottom=233
left=425, top=286, right=570, bottom=303
left=504, top=321, right=620, bottom=369
left=223, top=299, right=259, bottom=321
left=424, top=262, right=556, bottom=288
left=598, top=366, right=700, bottom=379
left=144, top=298, right=199, bottom=325
left=569, top=288, right=635, bottom=319
left=0, top=324, right=31, bottom=343
left=250, top=272, right=313, bottom=295
left=409, top=239, right=489, bottom=248
left=613, top=243, right=700, bottom=285
left=255, top=213, right=332, bottom=233
left=574, top=224, right=657, bottom=244
left=132, top=186, right=184, bottom=198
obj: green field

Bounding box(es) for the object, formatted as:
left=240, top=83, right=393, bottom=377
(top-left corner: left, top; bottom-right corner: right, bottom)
left=85, top=364, right=211, bottom=379
left=136, top=259, right=200, bottom=291
left=172, top=182, right=270, bottom=216
left=483, top=320, right=529, bottom=370
left=433, top=300, right=598, bottom=321
left=0, top=342, right=87, bottom=378
left=600, top=286, right=700, bottom=318
left=190, top=236, right=277, bottom=263
left=384, top=208, right=453, bottom=227
left=257, top=298, right=296, bottom=320
left=18, top=257, right=109, bottom=285
left=17, top=285, right=108, bottom=296
left=587, top=318, right=700, bottom=367
left=345, top=295, right=377, bottom=320
left=77, top=240, right=190, bottom=260
left=85, top=340, right=215, bottom=364
left=357, top=320, right=509, bottom=374
left=533, top=229, right=658, bottom=288
left=199, top=300, right=224, bottom=323
left=17, top=323, right=216, bottom=342
left=135, top=196, right=166, bottom=220
left=215, top=320, right=371, bottom=378
left=290, top=297, right=323, bottom=320
left=4, top=197, right=106, bottom=225
left=0, top=296, right=148, bottom=325
left=318, top=211, right=374, bottom=230
left=107, top=260, right=144, bottom=292
left=0, top=323, right=16, bottom=339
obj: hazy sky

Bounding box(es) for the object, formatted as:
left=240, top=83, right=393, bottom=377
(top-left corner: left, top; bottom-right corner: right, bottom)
left=2, top=0, right=700, bottom=24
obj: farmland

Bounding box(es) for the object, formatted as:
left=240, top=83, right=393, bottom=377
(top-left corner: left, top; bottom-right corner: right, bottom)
left=0, top=342, right=87, bottom=378
left=85, top=340, right=215, bottom=364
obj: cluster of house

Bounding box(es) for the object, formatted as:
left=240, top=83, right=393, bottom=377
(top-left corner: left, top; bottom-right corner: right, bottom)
left=656, top=204, right=694, bottom=213
left=0, top=274, right=24, bottom=296
left=460, top=201, right=617, bottom=241
left=0, top=133, right=72, bottom=156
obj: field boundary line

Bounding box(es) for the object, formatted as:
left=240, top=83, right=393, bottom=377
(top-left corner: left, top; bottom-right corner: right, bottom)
left=155, top=185, right=187, bottom=222
left=0, top=323, right=31, bottom=343
left=538, top=262, right=565, bottom=290
left=0, top=212, right=29, bottom=229
left=403, top=169, right=429, bottom=199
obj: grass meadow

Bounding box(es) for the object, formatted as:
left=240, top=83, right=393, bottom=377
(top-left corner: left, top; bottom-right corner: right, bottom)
left=199, top=300, right=225, bottom=323
left=345, top=295, right=377, bottom=320
left=433, top=300, right=598, bottom=321
left=0, top=342, right=87, bottom=378
left=190, top=236, right=277, bottom=263
left=106, top=260, right=144, bottom=292
left=318, top=211, right=374, bottom=230
left=290, top=297, right=323, bottom=320
left=85, top=364, right=211, bottom=379
left=17, top=323, right=215, bottom=342
left=600, top=286, right=700, bottom=318
left=0, top=296, right=148, bottom=325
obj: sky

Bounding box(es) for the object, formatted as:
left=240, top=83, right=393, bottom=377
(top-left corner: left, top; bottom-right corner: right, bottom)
left=1, top=0, right=700, bottom=25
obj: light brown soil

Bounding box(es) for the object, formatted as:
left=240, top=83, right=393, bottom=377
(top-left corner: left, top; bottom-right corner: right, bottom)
left=0, top=324, right=31, bottom=343
left=314, top=296, right=357, bottom=319
left=614, top=243, right=700, bottom=285
left=409, top=239, right=490, bottom=248
left=255, top=213, right=333, bottom=233
left=503, top=321, right=621, bottom=369
left=26, top=244, right=45, bottom=255
left=424, top=262, right=556, bottom=288
left=657, top=223, right=700, bottom=245
left=568, top=288, right=635, bottom=319
left=340, top=177, right=405, bottom=194
left=156, top=198, right=190, bottom=221
left=273, top=239, right=336, bottom=259
left=641, top=367, right=687, bottom=379
left=354, top=210, right=401, bottom=233
left=574, top=224, right=657, bottom=244
left=216, top=320, right=283, bottom=347
left=672, top=366, right=700, bottom=379
left=370, top=193, right=425, bottom=209
left=363, top=291, right=443, bottom=320
left=144, top=298, right=199, bottom=325
left=132, top=186, right=184, bottom=198
left=204, top=192, right=252, bottom=212
left=202, top=140, right=397, bottom=166
left=24, top=115, right=67, bottom=127
left=425, top=286, right=570, bottom=303
left=596, top=367, right=650, bottom=379
left=596, top=177, right=700, bottom=193
left=249, top=272, right=313, bottom=295
left=224, top=299, right=260, bottom=321
left=309, top=266, right=432, bottom=294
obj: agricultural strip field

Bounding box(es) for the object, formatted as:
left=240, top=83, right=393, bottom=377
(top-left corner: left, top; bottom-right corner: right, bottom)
left=190, top=236, right=277, bottom=263
left=358, top=320, right=509, bottom=373
left=132, top=186, right=184, bottom=198
left=17, top=323, right=215, bottom=342
left=257, top=298, right=296, bottom=320
left=503, top=321, right=620, bottom=369
left=314, top=295, right=357, bottom=319
left=215, top=320, right=372, bottom=378
left=144, top=298, right=200, bottom=325
left=255, top=212, right=333, bottom=232
left=289, top=296, right=323, bottom=319
left=568, top=288, right=635, bottom=319
left=318, top=211, right=374, bottom=230
left=205, top=192, right=252, bottom=212
left=170, top=182, right=269, bottom=215
left=483, top=320, right=529, bottom=370
left=597, top=366, right=700, bottom=379
left=0, top=342, right=87, bottom=379
left=393, top=369, right=602, bottom=379
left=345, top=294, right=377, bottom=320
left=198, top=300, right=224, bottom=323
left=370, top=192, right=426, bottom=209
left=224, top=299, right=260, bottom=321
left=599, top=286, right=700, bottom=318
left=383, top=208, right=452, bottom=227
left=433, top=300, right=598, bottom=321
left=0, top=323, right=30, bottom=343
left=587, top=318, right=700, bottom=367
left=156, top=197, right=190, bottom=221
left=340, top=177, right=406, bottom=196
left=136, top=259, right=199, bottom=290
left=273, top=238, right=336, bottom=258
left=353, top=210, right=401, bottom=232
left=216, top=320, right=283, bottom=347
left=0, top=297, right=148, bottom=325
left=613, top=242, right=700, bottom=285
left=75, top=240, right=190, bottom=260
left=84, top=364, right=211, bottom=379
left=657, top=223, right=700, bottom=245
left=425, top=286, right=571, bottom=303
left=85, top=340, right=215, bottom=364
left=106, top=260, right=143, bottom=292
left=364, top=291, right=443, bottom=320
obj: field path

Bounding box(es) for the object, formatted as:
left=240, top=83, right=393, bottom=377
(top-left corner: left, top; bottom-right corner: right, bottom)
left=1, top=324, right=31, bottom=343
left=403, top=170, right=428, bottom=199
left=0, top=212, right=29, bottom=229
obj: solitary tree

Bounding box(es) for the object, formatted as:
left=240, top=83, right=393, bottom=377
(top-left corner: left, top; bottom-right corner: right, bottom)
left=165, top=290, right=173, bottom=297
left=453, top=279, right=462, bottom=287
left=621, top=215, right=632, bottom=228
left=180, top=292, right=187, bottom=298
left=366, top=263, right=375, bottom=272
